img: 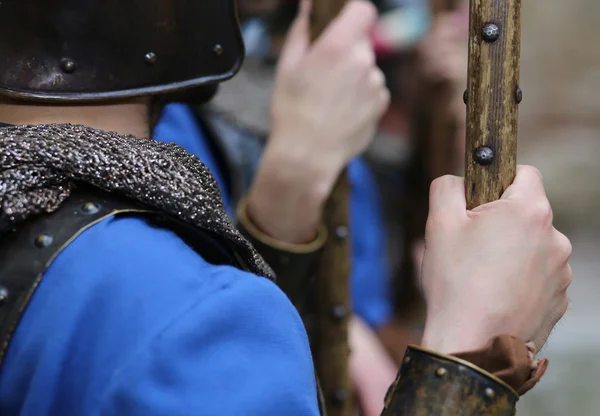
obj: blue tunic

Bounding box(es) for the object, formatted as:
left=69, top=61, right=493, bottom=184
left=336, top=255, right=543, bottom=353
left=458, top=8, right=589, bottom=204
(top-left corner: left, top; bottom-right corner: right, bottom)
left=0, top=105, right=391, bottom=415
left=0, top=217, right=318, bottom=415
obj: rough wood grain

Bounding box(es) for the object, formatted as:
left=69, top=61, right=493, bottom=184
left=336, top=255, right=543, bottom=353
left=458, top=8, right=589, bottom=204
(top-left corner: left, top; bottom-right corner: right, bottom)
left=465, top=0, right=521, bottom=208
left=310, top=1, right=353, bottom=416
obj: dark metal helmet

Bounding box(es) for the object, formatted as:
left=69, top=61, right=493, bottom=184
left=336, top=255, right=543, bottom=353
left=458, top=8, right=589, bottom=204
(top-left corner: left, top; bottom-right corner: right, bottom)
left=0, top=0, right=244, bottom=102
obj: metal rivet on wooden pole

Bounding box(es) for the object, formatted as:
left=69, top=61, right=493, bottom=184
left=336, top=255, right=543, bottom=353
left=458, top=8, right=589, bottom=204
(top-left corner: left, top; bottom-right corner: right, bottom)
left=465, top=0, right=521, bottom=208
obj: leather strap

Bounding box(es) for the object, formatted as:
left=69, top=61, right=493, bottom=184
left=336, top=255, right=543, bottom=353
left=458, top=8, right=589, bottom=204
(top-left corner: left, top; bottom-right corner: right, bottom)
left=0, top=186, right=247, bottom=369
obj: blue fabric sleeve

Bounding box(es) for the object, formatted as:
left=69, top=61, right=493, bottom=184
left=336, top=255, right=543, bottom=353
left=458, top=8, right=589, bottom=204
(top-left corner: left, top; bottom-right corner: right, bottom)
left=96, top=268, right=320, bottom=416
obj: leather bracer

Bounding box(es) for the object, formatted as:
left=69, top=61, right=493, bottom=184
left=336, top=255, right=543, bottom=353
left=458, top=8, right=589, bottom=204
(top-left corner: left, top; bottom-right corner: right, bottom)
left=236, top=198, right=327, bottom=308
left=382, top=345, right=519, bottom=416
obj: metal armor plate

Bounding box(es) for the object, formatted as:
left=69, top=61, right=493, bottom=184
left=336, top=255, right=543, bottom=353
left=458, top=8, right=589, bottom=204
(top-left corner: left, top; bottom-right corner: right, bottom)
left=0, top=0, right=244, bottom=101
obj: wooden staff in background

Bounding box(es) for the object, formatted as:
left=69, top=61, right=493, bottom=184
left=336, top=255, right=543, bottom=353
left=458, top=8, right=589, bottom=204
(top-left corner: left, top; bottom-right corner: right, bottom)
left=426, top=0, right=461, bottom=180
left=310, top=1, right=352, bottom=415
left=464, top=0, right=521, bottom=207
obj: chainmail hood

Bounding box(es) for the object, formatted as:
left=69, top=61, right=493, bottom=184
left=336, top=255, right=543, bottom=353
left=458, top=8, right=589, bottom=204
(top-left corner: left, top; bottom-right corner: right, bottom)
left=0, top=123, right=274, bottom=279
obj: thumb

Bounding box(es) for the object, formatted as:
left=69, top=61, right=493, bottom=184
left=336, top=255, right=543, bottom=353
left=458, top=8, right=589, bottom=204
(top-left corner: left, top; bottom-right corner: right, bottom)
left=501, top=165, right=546, bottom=202
left=428, top=175, right=467, bottom=218
left=279, top=0, right=312, bottom=68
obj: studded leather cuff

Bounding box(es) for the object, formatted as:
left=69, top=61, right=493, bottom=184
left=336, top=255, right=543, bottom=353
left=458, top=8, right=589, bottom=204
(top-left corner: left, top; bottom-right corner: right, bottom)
left=236, top=198, right=328, bottom=306
left=382, top=345, right=519, bottom=416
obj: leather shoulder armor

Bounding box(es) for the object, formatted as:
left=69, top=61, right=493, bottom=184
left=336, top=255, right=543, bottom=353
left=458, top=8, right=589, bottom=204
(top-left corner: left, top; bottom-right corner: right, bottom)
left=0, top=186, right=247, bottom=369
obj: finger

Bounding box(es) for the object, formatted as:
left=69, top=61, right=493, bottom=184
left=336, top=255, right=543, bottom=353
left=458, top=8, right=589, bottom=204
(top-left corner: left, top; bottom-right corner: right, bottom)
left=428, top=175, right=467, bottom=218
left=501, top=165, right=547, bottom=201
left=279, top=0, right=312, bottom=66
left=370, top=66, right=386, bottom=89
left=553, top=229, right=573, bottom=267
left=452, top=8, right=470, bottom=35
left=358, top=37, right=376, bottom=68
left=378, top=87, right=391, bottom=117
left=316, top=0, right=378, bottom=48
left=558, top=262, right=573, bottom=293
left=432, top=15, right=461, bottom=39
left=438, top=25, right=461, bottom=42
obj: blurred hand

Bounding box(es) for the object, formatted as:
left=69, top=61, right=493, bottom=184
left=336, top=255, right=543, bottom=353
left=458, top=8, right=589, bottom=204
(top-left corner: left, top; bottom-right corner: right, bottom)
left=418, top=11, right=468, bottom=86
left=246, top=0, right=390, bottom=243
left=420, top=166, right=572, bottom=354
left=269, top=0, right=389, bottom=170
left=349, top=317, right=398, bottom=416
left=418, top=10, right=469, bottom=173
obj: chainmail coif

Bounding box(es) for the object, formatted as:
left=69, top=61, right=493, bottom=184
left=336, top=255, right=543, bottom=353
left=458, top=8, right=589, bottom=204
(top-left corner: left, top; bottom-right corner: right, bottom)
left=0, top=123, right=274, bottom=280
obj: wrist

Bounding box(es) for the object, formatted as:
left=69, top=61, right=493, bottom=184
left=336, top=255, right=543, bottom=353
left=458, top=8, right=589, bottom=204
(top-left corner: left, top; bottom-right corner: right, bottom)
left=421, top=313, right=506, bottom=355
left=246, top=146, right=337, bottom=244
left=267, top=125, right=347, bottom=180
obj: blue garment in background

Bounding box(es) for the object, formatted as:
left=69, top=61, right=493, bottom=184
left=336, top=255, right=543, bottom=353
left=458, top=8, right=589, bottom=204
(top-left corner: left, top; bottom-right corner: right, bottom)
left=155, top=103, right=393, bottom=328
left=348, top=160, right=394, bottom=328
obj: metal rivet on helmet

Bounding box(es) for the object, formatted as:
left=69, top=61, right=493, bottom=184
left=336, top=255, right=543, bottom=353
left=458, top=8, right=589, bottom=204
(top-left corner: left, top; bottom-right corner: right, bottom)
left=60, top=59, right=76, bottom=74
left=145, top=52, right=157, bottom=66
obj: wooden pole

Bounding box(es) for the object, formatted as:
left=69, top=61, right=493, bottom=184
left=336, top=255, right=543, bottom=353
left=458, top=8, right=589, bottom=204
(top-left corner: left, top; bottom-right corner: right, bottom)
left=310, top=2, right=352, bottom=416
left=464, top=0, right=521, bottom=208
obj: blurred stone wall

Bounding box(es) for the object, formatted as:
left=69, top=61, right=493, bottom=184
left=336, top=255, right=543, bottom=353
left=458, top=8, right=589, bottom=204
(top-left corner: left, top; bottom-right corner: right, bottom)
left=516, top=1, right=600, bottom=415
left=519, top=0, right=600, bottom=231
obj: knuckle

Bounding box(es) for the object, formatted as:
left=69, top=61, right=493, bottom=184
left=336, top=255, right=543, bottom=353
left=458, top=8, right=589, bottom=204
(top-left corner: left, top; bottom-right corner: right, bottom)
left=555, top=231, right=573, bottom=263
left=561, top=264, right=573, bottom=291
left=351, top=1, right=378, bottom=24
left=352, top=41, right=375, bottom=67
left=430, top=174, right=455, bottom=194
left=519, top=165, right=544, bottom=182
left=357, top=52, right=375, bottom=72
left=380, top=88, right=391, bottom=110
left=524, top=198, right=553, bottom=225
left=370, top=68, right=385, bottom=88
